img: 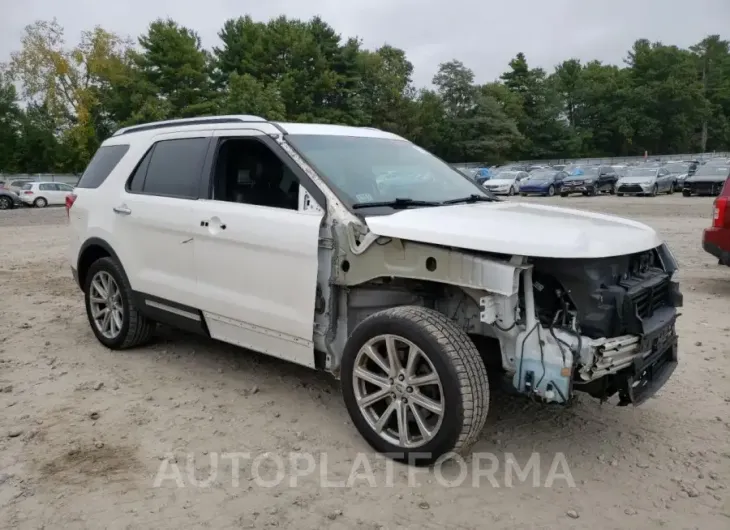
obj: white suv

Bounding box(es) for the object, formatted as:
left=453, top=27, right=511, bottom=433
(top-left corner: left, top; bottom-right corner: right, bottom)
left=68, top=115, right=683, bottom=464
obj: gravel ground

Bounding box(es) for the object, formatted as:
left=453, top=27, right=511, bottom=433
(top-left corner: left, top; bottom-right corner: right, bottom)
left=0, top=196, right=729, bottom=529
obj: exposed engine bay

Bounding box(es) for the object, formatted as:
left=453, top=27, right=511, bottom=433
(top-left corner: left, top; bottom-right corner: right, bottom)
left=478, top=244, right=682, bottom=405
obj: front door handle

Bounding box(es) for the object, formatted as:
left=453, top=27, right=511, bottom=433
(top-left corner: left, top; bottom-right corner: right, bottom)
left=113, top=205, right=131, bottom=215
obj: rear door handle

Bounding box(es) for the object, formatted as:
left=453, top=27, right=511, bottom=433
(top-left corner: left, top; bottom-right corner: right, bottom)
left=113, top=205, right=131, bottom=215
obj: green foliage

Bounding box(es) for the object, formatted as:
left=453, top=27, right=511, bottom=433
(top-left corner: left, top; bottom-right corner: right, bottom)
left=2, top=17, right=729, bottom=173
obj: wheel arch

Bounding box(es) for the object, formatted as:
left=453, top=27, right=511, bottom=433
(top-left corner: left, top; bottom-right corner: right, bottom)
left=77, top=237, right=126, bottom=289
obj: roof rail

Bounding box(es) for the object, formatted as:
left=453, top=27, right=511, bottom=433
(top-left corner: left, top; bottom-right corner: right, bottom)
left=112, top=115, right=267, bottom=136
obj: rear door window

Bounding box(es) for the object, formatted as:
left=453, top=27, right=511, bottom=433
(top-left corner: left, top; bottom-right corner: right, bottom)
left=76, top=144, right=130, bottom=189
left=139, top=138, right=209, bottom=199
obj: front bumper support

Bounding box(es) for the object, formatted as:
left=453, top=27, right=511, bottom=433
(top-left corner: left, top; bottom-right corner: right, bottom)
left=617, top=338, right=678, bottom=406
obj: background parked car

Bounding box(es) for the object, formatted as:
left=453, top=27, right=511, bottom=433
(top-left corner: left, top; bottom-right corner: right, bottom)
left=683, top=161, right=730, bottom=196
left=663, top=161, right=694, bottom=191
left=482, top=170, right=528, bottom=195
left=0, top=188, right=22, bottom=210
left=7, top=179, right=33, bottom=194
left=616, top=167, right=674, bottom=196
left=17, top=181, right=76, bottom=207
left=519, top=169, right=568, bottom=197
left=560, top=165, right=618, bottom=196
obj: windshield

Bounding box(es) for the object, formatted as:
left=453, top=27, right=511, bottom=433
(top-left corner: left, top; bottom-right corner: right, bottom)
left=664, top=163, right=689, bottom=173
left=569, top=167, right=598, bottom=177
left=693, top=165, right=729, bottom=177
left=286, top=135, right=490, bottom=207
left=625, top=168, right=658, bottom=178
left=528, top=170, right=555, bottom=181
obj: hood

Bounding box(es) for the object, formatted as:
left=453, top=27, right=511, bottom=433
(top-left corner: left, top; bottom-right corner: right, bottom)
left=483, top=178, right=514, bottom=186
left=364, top=202, right=661, bottom=259
left=686, top=174, right=728, bottom=183
left=521, top=179, right=549, bottom=186
left=563, top=175, right=594, bottom=182
left=619, top=176, right=656, bottom=183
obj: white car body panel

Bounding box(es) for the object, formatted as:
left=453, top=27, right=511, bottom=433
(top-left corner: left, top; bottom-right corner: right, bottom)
left=114, top=191, right=199, bottom=306
left=365, top=202, right=662, bottom=258
left=191, top=199, right=323, bottom=368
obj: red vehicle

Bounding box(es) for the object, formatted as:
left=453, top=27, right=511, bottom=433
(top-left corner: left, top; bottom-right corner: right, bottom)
left=703, top=177, right=730, bottom=266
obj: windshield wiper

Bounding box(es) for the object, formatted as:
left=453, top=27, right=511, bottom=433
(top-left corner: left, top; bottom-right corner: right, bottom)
left=441, top=194, right=500, bottom=205
left=352, top=197, right=442, bottom=210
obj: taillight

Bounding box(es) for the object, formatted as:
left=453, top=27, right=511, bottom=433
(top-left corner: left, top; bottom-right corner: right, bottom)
left=713, top=196, right=728, bottom=228
left=65, top=194, right=77, bottom=218
left=23, top=191, right=33, bottom=195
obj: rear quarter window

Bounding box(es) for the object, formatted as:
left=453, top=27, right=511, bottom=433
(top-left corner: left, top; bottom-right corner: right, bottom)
left=76, top=144, right=130, bottom=189
left=21, top=183, right=33, bottom=190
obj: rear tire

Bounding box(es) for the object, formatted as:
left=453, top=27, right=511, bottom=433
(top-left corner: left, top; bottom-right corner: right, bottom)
left=341, top=306, right=489, bottom=466
left=84, top=257, right=155, bottom=349
left=682, top=189, right=691, bottom=197
left=617, top=193, right=624, bottom=197
left=34, top=197, right=47, bottom=208
left=560, top=193, right=568, bottom=197
left=667, top=184, right=674, bottom=195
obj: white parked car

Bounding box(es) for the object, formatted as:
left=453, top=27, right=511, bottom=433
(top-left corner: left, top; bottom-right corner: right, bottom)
left=482, top=171, right=528, bottom=195
left=18, top=181, right=76, bottom=207
left=67, top=116, right=683, bottom=465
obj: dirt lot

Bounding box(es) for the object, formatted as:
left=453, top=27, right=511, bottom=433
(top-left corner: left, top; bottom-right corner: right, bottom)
left=0, top=195, right=729, bottom=529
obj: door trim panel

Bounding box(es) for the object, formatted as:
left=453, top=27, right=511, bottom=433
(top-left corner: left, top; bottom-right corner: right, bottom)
left=203, top=311, right=315, bottom=368
left=132, top=291, right=209, bottom=336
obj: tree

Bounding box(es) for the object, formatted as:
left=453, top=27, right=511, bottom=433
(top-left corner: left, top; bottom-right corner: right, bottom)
left=218, top=73, right=286, bottom=120
left=500, top=53, right=574, bottom=159
left=0, top=71, right=21, bottom=172
left=691, top=36, right=730, bottom=152
left=7, top=19, right=131, bottom=166
left=2, top=15, right=730, bottom=172
left=136, top=19, right=217, bottom=118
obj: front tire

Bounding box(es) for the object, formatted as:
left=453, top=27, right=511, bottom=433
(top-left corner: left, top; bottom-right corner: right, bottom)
left=546, top=185, right=555, bottom=197
left=0, top=196, right=13, bottom=210
left=34, top=197, right=47, bottom=208
left=560, top=193, right=568, bottom=197
left=84, top=257, right=155, bottom=349
left=508, top=186, right=515, bottom=196
left=682, top=189, right=691, bottom=197
left=650, top=184, right=658, bottom=197
left=341, top=306, right=489, bottom=466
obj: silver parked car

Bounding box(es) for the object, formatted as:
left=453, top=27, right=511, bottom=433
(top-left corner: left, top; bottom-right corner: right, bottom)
left=616, top=167, right=674, bottom=196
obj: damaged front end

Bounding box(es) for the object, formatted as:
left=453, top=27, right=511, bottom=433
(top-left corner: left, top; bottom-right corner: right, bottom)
left=482, top=244, right=682, bottom=406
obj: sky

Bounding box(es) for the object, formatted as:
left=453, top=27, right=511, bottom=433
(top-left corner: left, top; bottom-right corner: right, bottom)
left=1, top=0, right=729, bottom=87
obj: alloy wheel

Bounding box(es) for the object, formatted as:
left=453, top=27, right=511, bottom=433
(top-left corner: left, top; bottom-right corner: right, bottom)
left=352, top=334, right=444, bottom=449
left=89, top=271, right=124, bottom=339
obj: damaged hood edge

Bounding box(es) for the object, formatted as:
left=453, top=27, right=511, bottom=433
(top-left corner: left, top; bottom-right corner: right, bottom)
left=364, top=201, right=663, bottom=259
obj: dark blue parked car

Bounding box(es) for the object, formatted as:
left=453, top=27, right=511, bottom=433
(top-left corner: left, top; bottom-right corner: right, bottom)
left=518, top=170, right=568, bottom=197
